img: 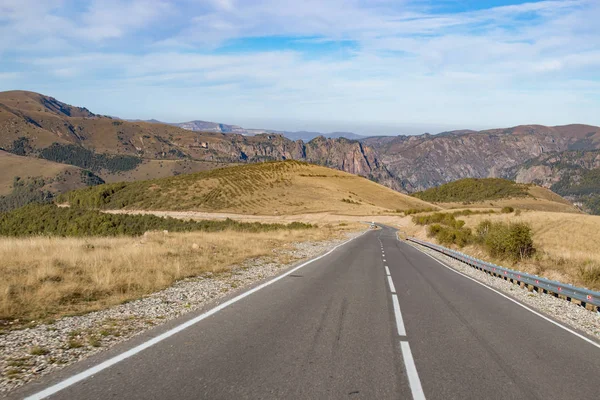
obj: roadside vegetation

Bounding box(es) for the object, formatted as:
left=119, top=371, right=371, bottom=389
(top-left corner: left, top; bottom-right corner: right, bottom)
left=0, top=223, right=356, bottom=328
left=0, top=203, right=312, bottom=237
left=410, top=209, right=600, bottom=290
left=413, top=210, right=535, bottom=261
left=412, top=178, right=530, bottom=203
left=402, top=207, right=438, bottom=215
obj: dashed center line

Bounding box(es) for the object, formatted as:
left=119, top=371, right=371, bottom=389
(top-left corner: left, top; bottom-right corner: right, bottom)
left=391, top=294, right=406, bottom=336
left=381, top=232, right=426, bottom=400
left=400, top=341, right=426, bottom=400
left=387, top=275, right=397, bottom=293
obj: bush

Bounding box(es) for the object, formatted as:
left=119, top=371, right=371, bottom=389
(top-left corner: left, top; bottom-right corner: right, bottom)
left=412, top=178, right=529, bottom=202
left=0, top=204, right=314, bottom=237
left=501, top=206, right=514, bottom=213
left=477, top=220, right=535, bottom=260
left=403, top=207, right=437, bottom=216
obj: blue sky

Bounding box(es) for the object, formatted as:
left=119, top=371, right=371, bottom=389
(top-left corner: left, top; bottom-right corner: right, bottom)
left=1, top=0, right=599, bottom=135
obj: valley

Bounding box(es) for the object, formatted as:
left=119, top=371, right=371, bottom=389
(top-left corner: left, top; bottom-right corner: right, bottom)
left=2, top=91, right=600, bottom=399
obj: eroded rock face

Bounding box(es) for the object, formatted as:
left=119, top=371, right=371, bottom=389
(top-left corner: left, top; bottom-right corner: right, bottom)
left=514, top=165, right=556, bottom=185
left=364, top=124, right=600, bottom=191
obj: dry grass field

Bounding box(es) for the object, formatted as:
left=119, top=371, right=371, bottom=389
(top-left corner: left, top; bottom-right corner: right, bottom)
left=63, top=161, right=437, bottom=215
left=0, top=223, right=360, bottom=327
left=406, top=210, right=600, bottom=290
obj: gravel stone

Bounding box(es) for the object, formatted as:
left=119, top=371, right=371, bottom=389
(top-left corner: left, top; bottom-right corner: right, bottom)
left=0, top=232, right=361, bottom=395
left=411, top=242, right=600, bottom=342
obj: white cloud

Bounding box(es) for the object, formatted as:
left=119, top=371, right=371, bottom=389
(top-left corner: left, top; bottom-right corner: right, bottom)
left=1, top=0, right=600, bottom=131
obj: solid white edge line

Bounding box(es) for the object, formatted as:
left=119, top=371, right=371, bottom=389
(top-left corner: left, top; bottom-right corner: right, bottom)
left=412, top=244, right=600, bottom=350
left=385, top=266, right=391, bottom=276
left=24, top=231, right=369, bottom=400
left=387, top=275, right=397, bottom=293
left=400, top=341, right=426, bottom=400
left=391, top=294, right=406, bottom=336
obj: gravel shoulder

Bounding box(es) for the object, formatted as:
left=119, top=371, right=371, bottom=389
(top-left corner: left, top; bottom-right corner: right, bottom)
left=0, top=231, right=363, bottom=395
left=410, top=242, right=600, bottom=342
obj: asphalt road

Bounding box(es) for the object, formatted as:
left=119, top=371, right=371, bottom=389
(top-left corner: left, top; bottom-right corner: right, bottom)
left=13, top=226, right=600, bottom=399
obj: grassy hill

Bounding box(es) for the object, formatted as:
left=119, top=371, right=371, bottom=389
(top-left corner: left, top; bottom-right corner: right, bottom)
left=412, top=178, right=529, bottom=202
left=60, top=160, right=436, bottom=215
left=0, top=150, right=103, bottom=211
left=412, top=178, right=578, bottom=213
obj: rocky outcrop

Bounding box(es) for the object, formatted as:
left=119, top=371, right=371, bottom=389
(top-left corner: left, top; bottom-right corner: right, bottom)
left=364, top=125, right=600, bottom=191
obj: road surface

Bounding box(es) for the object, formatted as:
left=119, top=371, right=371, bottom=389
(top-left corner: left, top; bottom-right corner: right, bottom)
left=12, top=226, right=600, bottom=399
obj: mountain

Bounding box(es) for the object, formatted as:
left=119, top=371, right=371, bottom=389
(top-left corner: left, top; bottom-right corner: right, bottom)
left=282, top=131, right=367, bottom=141
left=509, top=149, right=600, bottom=214
left=0, top=91, right=398, bottom=200
left=134, top=118, right=368, bottom=141
left=3, top=90, right=600, bottom=213
left=61, top=160, right=434, bottom=215
left=363, top=124, right=600, bottom=192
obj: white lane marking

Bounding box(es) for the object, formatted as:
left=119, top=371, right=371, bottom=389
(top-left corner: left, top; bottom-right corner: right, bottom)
left=413, top=246, right=600, bottom=350
left=383, top=258, right=386, bottom=262
left=400, top=341, right=426, bottom=400
left=391, top=294, right=406, bottom=336
left=24, top=232, right=369, bottom=400
left=387, top=275, right=397, bottom=293
left=385, top=266, right=391, bottom=276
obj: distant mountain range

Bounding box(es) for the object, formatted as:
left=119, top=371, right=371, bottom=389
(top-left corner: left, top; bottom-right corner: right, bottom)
left=2, top=90, right=600, bottom=214
left=128, top=119, right=368, bottom=141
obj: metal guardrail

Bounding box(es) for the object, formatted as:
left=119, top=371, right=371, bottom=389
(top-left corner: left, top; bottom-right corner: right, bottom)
left=407, top=238, right=600, bottom=311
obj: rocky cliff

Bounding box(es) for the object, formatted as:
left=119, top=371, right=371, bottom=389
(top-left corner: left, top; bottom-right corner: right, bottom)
left=363, top=125, right=600, bottom=191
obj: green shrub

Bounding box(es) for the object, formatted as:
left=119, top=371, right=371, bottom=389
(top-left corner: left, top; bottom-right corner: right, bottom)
left=413, top=178, right=529, bottom=202
left=501, top=206, right=514, bottom=213
left=0, top=204, right=314, bottom=237
left=477, top=220, right=535, bottom=260
left=427, top=224, right=443, bottom=237
left=425, top=222, right=473, bottom=248
left=403, top=207, right=437, bottom=216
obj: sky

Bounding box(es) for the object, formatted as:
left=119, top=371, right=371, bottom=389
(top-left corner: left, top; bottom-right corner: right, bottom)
left=1, top=0, right=599, bottom=135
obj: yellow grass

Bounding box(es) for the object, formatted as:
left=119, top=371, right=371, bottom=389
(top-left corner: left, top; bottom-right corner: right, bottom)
left=460, top=211, right=600, bottom=263
left=406, top=210, right=600, bottom=289
left=90, top=161, right=437, bottom=215
left=102, top=159, right=236, bottom=184
left=0, top=224, right=358, bottom=326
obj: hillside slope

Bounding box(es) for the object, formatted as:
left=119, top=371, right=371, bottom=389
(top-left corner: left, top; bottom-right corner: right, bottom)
left=412, top=178, right=578, bottom=213
left=0, top=150, right=103, bottom=211
left=60, top=161, right=435, bottom=215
